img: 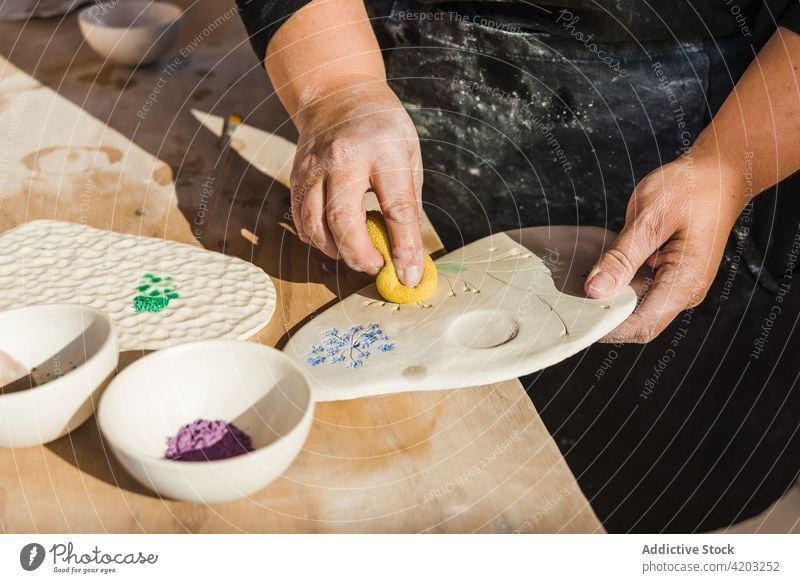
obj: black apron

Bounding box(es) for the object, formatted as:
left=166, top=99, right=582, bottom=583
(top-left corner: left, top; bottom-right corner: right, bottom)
left=369, top=0, right=800, bottom=532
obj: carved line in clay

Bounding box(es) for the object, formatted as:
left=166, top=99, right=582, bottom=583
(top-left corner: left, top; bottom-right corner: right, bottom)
left=362, top=244, right=572, bottom=336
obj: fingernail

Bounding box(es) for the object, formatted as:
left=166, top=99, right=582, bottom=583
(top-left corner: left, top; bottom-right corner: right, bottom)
left=587, top=270, right=616, bottom=297
left=401, top=264, right=421, bottom=287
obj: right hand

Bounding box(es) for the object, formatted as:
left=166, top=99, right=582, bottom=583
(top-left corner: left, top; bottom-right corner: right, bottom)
left=290, top=77, right=425, bottom=286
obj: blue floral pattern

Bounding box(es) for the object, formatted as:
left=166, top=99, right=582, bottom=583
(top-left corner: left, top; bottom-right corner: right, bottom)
left=306, top=323, right=395, bottom=368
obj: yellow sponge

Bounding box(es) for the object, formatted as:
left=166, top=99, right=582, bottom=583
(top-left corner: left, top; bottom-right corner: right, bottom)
left=365, top=211, right=438, bottom=304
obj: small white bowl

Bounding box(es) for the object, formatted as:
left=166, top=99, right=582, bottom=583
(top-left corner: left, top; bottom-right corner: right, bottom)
left=97, top=340, right=315, bottom=503
left=0, top=304, right=118, bottom=448
left=78, top=1, right=183, bottom=66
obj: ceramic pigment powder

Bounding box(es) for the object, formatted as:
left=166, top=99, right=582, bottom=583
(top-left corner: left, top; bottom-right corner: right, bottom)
left=165, top=419, right=253, bottom=461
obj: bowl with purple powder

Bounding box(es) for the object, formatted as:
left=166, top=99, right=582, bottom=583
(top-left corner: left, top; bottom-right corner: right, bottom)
left=165, top=418, right=254, bottom=462
left=97, top=340, right=314, bottom=503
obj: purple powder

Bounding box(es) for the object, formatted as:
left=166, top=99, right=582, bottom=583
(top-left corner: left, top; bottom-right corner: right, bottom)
left=165, top=419, right=254, bottom=461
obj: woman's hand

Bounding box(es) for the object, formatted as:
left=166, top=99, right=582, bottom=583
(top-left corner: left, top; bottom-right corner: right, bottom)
left=584, top=145, right=748, bottom=343
left=587, top=27, right=800, bottom=343
left=262, top=0, right=425, bottom=285
left=290, top=78, right=424, bottom=286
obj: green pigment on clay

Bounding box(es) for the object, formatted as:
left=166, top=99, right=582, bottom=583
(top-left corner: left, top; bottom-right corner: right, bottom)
left=133, top=273, right=179, bottom=313
left=437, top=262, right=467, bottom=274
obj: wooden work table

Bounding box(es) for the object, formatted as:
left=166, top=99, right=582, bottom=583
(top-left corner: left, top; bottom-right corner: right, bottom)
left=0, top=0, right=603, bottom=533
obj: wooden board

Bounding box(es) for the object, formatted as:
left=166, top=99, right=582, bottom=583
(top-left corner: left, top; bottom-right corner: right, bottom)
left=0, top=0, right=603, bottom=533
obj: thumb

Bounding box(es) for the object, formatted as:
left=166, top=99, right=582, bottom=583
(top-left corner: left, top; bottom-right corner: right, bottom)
left=585, top=221, right=664, bottom=298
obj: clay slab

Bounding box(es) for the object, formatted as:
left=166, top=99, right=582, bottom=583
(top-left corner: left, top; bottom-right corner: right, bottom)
left=0, top=220, right=276, bottom=350
left=284, top=230, right=636, bottom=401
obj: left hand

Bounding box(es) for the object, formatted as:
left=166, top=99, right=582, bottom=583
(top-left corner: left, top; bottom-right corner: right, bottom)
left=584, top=145, right=748, bottom=343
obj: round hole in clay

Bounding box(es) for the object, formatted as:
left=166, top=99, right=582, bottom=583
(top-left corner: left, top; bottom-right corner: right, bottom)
left=447, top=310, right=520, bottom=349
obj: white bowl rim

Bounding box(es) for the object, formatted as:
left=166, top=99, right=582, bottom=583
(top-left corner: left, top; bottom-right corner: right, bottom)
left=97, top=339, right=314, bottom=471
left=0, top=303, right=116, bottom=404
left=78, top=1, right=183, bottom=29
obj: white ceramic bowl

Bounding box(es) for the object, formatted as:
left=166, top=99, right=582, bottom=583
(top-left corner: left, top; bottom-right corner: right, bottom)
left=97, top=340, right=315, bottom=503
left=78, top=1, right=183, bottom=66
left=0, top=304, right=118, bottom=448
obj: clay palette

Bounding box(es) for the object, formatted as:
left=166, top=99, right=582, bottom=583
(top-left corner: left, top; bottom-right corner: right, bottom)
left=284, top=229, right=636, bottom=402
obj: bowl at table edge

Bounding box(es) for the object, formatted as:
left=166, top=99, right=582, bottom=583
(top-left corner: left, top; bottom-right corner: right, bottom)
left=0, top=304, right=118, bottom=448
left=78, top=1, right=184, bottom=66
left=97, top=340, right=315, bottom=504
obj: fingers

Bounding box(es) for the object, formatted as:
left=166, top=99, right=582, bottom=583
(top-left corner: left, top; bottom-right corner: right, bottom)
left=325, top=169, right=383, bottom=274
left=290, top=163, right=318, bottom=244
left=410, top=147, right=424, bottom=205
left=292, top=178, right=338, bottom=259
left=372, top=163, right=424, bottom=286
left=585, top=217, right=666, bottom=299
left=601, top=250, right=706, bottom=344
